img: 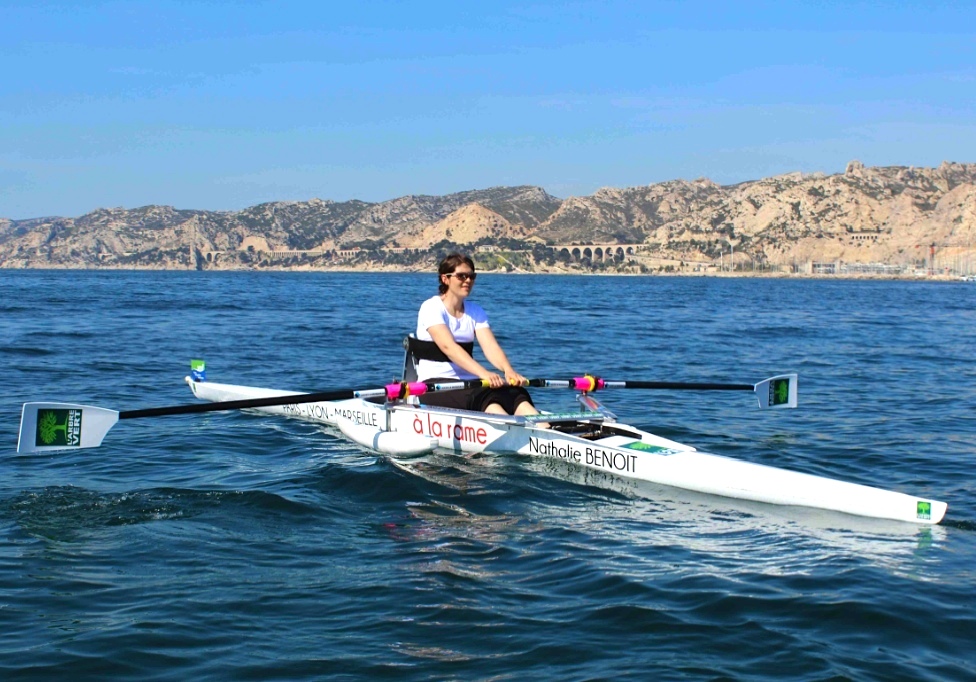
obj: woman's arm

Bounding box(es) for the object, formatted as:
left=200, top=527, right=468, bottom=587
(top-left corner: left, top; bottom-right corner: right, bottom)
left=475, top=327, right=527, bottom=386
left=428, top=324, right=505, bottom=387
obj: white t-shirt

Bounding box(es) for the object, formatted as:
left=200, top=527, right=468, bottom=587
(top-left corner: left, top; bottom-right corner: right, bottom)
left=415, top=295, right=489, bottom=381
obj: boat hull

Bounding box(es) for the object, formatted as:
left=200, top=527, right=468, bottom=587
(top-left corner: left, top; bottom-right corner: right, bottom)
left=186, top=378, right=947, bottom=525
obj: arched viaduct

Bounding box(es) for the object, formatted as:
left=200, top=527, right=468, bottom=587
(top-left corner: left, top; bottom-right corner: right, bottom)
left=548, top=243, right=647, bottom=262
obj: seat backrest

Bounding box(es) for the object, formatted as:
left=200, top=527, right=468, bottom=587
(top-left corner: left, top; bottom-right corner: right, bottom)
left=402, top=334, right=420, bottom=384
left=399, top=335, right=423, bottom=404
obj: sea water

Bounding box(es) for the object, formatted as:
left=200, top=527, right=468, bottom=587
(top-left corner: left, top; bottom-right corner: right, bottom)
left=1, top=270, right=974, bottom=680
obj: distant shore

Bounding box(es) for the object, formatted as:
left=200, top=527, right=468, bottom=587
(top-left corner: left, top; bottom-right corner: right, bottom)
left=2, top=263, right=969, bottom=282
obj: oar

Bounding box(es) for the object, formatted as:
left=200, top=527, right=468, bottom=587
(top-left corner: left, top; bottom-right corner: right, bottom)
left=429, top=374, right=798, bottom=410
left=17, top=380, right=436, bottom=454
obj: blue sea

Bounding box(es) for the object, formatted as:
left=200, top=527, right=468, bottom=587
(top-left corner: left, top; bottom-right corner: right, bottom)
left=1, top=269, right=975, bottom=681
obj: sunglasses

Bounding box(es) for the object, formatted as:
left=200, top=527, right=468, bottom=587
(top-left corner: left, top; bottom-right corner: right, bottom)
left=447, top=272, right=477, bottom=283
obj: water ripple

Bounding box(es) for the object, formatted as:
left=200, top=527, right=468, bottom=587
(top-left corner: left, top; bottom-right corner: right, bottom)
left=3, top=485, right=315, bottom=542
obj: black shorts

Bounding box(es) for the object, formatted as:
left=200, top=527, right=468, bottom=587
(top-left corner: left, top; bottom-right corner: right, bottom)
left=419, top=378, right=535, bottom=414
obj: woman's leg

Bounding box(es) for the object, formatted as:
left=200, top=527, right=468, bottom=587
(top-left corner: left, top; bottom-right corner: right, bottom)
left=478, top=388, right=546, bottom=425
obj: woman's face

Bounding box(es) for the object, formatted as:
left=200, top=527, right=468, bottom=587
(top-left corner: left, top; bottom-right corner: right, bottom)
left=441, top=264, right=477, bottom=296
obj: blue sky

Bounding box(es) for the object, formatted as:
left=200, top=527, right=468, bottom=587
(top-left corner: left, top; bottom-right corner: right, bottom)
left=2, top=0, right=974, bottom=219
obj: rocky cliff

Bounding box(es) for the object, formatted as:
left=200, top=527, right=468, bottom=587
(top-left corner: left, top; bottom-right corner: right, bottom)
left=2, top=162, right=974, bottom=274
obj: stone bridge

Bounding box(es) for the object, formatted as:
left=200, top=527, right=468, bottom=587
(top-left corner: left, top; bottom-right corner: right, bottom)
left=548, top=243, right=647, bottom=262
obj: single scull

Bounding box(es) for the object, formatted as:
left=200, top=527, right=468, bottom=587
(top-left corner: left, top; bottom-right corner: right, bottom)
left=16, top=358, right=946, bottom=525
left=180, top=371, right=945, bottom=525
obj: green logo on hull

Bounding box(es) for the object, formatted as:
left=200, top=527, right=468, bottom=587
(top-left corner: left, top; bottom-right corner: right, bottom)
left=35, top=409, right=83, bottom=447
left=916, top=501, right=932, bottom=520
left=623, top=442, right=668, bottom=452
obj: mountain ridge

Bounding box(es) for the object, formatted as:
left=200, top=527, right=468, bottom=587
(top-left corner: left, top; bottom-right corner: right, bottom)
left=2, top=161, right=974, bottom=275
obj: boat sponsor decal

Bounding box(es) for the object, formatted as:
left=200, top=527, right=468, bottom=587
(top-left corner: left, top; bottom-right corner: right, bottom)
left=916, top=501, right=932, bottom=520
left=412, top=413, right=488, bottom=445
left=281, top=402, right=380, bottom=427
left=35, top=408, right=82, bottom=447
left=769, top=378, right=790, bottom=406
left=621, top=441, right=681, bottom=454
left=528, top=437, right=637, bottom=474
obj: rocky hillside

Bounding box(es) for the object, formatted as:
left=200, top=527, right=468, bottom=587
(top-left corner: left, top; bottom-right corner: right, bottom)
left=535, top=160, right=976, bottom=270
left=2, top=161, right=974, bottom=274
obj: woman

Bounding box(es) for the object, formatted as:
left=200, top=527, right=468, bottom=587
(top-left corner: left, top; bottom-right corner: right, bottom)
left=414, top=253, right=541, bottom=417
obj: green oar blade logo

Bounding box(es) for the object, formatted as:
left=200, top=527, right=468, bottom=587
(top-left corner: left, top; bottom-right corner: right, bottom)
left=35, top=408, right=83, bottom=447
left=768, top=378, right=791, bottom=406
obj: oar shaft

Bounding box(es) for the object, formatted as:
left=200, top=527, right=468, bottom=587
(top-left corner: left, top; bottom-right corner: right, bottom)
left=120, top=385, right=399, bottom=420
left=529, top=375, right=795, bottom=409
left=526, top=378, right=755, bottom=391
left=605, top=381, right=755, bottom=391
left=120, top=377, right=486, bottom=420
left=430, top=378, right=756, bottom=392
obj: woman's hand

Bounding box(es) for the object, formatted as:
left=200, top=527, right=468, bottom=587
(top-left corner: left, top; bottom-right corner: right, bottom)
left=481, top=372, right=507, bottom=388
left=505, top=371, right=528, bottom=387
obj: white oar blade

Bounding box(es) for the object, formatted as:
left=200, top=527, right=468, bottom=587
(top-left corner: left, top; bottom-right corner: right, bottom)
left=17, top=403, right=120, bottom=453
left=754, top=374, right=798, bottom=409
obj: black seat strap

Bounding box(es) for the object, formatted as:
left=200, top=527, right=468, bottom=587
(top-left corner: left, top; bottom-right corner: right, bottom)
left=404, top=336, right=474, bottom=363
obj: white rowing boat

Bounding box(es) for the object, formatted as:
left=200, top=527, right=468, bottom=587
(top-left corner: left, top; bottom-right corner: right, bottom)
left=16, top=353, right=947, bottom=525
left=182, top=371, right=946, bottom=525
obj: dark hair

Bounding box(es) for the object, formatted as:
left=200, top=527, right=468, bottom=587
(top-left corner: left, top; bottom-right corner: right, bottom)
left=437, top=252, right=475, bottom=294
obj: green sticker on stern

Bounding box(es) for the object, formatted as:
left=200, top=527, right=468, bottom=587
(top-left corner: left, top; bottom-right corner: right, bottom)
left=35, top=408, right=83, bottom=447
left=623, top=441, right=669, bottom=452
left=916, top=501, right=932, bottom=520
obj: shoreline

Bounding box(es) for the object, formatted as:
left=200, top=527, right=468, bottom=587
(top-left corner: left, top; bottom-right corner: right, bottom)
left=0, top=263, right=969, bottom=282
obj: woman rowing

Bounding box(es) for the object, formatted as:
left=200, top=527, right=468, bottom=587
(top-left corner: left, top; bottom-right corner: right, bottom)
left=414, top=252, right=542, bottom=418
